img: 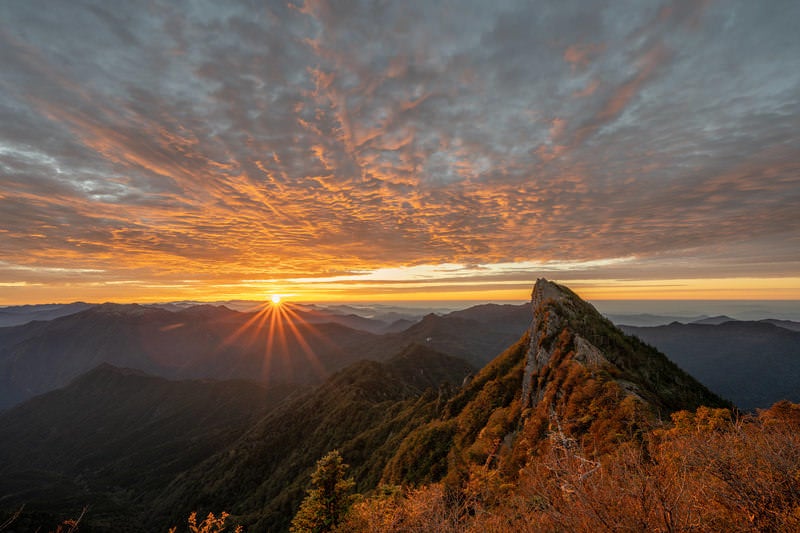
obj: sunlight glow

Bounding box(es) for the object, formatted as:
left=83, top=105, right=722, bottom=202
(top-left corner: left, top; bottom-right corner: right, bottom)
left=219, top=301, right=328, bottom=383
left=2, top=270, right=800, bottom=305
left=282, top=257, right=637, bottom=285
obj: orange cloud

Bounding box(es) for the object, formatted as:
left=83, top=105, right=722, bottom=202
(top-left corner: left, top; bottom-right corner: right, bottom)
left=599, top=44, right=670, bottom=122
left=564, top=42, right=606, bottom=70
left=1, top=0, right=797, bottom=306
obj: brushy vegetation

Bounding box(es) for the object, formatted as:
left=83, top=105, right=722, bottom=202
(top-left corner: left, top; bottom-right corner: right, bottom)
left=339, top=401, right=800, bottom=532
left=11, top=400, right=799, bottom=533
left=169, top=511, right=242, bottom=533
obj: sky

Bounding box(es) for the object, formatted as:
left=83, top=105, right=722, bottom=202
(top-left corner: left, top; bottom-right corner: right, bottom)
left=1, top=0, right=799, bottom=304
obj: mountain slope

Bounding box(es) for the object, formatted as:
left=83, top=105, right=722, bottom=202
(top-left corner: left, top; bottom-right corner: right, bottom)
left=0, top=365, right=300, bottom=530
left=151, top=344, right=475, bottom=532
left=621, top=321, right=800, bottom=409
left=0, top=302, right=93, bottom=327
left=357, top=304, right=531, bottom=369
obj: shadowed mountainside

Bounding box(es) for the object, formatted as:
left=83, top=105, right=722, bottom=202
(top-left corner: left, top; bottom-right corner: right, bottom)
left=622, top=321, right=800, bottom=410
left=0, top=344, right=475, bottom=532
left=356, top=304, right=531, bottom=369
left=150, top=344, right=474, bottom=532
left=0, top=364, right=302, bottom=531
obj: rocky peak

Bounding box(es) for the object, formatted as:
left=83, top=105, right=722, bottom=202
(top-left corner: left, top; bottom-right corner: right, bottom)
left=521, top=278, right=727, bottom=414
left=531, top=277, right=568, bottom=309
left=523, top=279, right=586, bottom=407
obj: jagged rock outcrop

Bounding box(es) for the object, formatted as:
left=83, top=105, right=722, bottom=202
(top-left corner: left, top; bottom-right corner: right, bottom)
left=522, top=278, right=727, bottom=415
left=523, top=279, right=568, bottom=405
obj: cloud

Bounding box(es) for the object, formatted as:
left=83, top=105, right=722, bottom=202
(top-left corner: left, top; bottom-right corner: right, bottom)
left=0, top=0, right=798, bottom=301
left=564, top=43, right=606, bottom=70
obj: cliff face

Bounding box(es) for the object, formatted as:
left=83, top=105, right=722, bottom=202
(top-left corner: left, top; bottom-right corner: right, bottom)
left=523, top=278, right=581, bottom=406
left=522, top=278, right=728, bottom=417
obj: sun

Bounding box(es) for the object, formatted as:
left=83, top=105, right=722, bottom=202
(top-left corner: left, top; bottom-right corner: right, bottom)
left=271, top=294, right=282, bottom=305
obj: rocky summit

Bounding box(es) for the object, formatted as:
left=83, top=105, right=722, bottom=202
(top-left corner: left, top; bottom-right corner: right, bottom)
left=522, top=278, right=727, bottom=416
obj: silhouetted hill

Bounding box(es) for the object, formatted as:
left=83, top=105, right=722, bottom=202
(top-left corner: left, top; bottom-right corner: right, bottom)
left=286, top=307, right=390, bottom=334
left=445, top=303, right=530, bottom=324
left=762, top=318, right=800, bottom=332
left=621, top=321, right=800, bottom=409
left=307, top=304, right=428, bottom=325
left=0, top=364, right=301, bottom=531
left=690, top=315, right=736, bottom=325
left=382, top=318, right=416, bottom=333
left=358, top=304, right=531, bottom=369
left=605, top=313, right=707, bottom=327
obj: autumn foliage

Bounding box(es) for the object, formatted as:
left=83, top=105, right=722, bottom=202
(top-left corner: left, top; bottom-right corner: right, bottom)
left=169, top=511, right=242, bottom=533
left=341, top=402, right=800, bottom=532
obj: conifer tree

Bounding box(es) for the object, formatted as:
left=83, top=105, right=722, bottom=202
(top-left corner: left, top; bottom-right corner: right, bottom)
left=290, top=450, right=355, bottom=533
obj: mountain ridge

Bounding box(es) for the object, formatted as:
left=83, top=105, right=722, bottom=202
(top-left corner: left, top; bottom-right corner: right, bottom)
left=0, top=364, right=303, bottom=531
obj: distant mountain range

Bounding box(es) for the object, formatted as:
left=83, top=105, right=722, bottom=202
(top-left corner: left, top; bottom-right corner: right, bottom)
left=608, top=315, right=800, bottom=408
left=0, top=302, right=94, bottom=327
left=0, top=301, right=531, bottom=410
left=0, top=303, right=368, bottom=410
left=607, top=312, right=800, bottom=329
left=621, top=320, right=800, bottom=410
left=2, top=297, right=797, bottom=414
left=0, top=300, right=467, bottom=329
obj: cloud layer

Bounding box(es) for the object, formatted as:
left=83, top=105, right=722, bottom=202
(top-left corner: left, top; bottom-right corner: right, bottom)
left=1, top=0, right=798, bottom=301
